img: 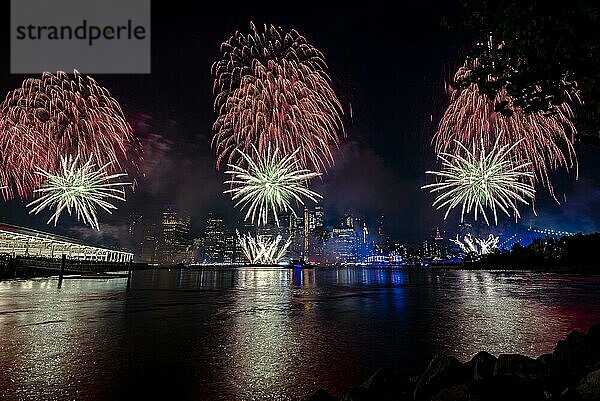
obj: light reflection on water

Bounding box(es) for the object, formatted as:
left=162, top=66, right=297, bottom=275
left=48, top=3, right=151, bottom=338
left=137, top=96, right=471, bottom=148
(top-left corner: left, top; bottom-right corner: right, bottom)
left=1, top=268, right=599, bottom=400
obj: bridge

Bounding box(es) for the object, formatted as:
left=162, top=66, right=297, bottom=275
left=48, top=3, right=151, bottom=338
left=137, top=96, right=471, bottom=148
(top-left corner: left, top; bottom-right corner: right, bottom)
left=498, top=226, right=576, bottom=250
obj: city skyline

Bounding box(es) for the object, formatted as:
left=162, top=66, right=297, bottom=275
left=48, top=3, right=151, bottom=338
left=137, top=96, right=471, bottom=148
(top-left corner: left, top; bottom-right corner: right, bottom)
left=121, top=202, right=571, bottom=266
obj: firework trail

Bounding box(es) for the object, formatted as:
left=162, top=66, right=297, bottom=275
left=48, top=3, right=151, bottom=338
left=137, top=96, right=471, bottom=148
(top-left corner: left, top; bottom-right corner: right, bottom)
left=212, top=22, right=344, bottom=173
left=422, top=138, right=536, bottom=225
left=0, top=71, right=139, bottom=199
left=237, top=231, right=291, bottom=264
left=27, top=155, right=131, bottom=230
left=225, top=146, right=322, bottom=227
left=435, top=39, right=578, bottom=198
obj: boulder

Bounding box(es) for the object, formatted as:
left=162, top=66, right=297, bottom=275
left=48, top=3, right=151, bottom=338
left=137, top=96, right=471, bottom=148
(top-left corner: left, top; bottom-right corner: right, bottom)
left=576, top=370, right=600, bottom=401
left=431, top=384, right=471, bottom=401
left=494, top=354, right=539, bottom=380
left=341, top=368, right=413, bottom=401
left=466, top=351, right=497, bottom=381
left=534, top=353, right=573, bottom=396
left=414, top=355, right=466, bottom=400
left=470, top=375, right=546, bottom=401
left=340, top=388, right=365, bottom=401
left=359, top=367, right=413, bottom=400
left=304, top=388, right=339, bottom=401
left=588, top=324, right=600, bottom=352
left=554, top=330, right=600, bottom=373
left=588, top=324, right=600, bottom=341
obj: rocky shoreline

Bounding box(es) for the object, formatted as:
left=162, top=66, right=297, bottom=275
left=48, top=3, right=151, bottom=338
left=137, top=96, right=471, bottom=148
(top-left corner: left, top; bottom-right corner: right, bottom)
left=304, top=324, right=600, bottom=401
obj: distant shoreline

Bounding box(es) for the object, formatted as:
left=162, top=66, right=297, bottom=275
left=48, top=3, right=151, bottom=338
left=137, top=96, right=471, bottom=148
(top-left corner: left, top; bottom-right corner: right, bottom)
left=3, top=261, right=600, bottom=281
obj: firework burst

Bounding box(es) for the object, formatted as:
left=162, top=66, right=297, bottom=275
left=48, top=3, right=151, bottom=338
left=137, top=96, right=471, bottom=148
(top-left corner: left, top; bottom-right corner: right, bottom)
left=27, top=155, right=131, bottom=230
left=422, top=138, right=535, bottom=225
left=225, top=146, right=322, bottom=226
left=212, top=22, right=344, bottom=173
left=0, top=71, right=139, bottom=199
left=435, top=39, right=578, bottom=198
left=237, top=231, right=291, bottom=265
left=450, top=233, right=499, bottom=255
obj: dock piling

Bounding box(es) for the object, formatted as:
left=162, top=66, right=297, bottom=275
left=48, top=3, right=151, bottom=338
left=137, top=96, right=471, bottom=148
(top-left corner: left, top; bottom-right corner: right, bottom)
left=126, top=259, right=133, bottom=290
left=58, top=254, right=66, bottom=288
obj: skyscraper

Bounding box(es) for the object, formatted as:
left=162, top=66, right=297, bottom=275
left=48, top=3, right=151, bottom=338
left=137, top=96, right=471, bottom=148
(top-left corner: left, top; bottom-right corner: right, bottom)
left=127, top=213, right=144, bottom=259
left=224, top=230, right=236, bottom=264
left=203, top=213, right=225, bottom=263
left=157, top=205, right=191, bottom=265
left=140, top=220, right=159, bottom=264
left=314, top=205, right=324, bottom=228
left=375, top=214, right=388, bottom=255
left=327, top=216, right=358, bottom=263
left=303, top=208, right=315, bottom=257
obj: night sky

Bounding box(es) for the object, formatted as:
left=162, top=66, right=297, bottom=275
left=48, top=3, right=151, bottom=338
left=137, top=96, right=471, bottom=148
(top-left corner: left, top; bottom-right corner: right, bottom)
left=1, top=1, right=599, bottom=248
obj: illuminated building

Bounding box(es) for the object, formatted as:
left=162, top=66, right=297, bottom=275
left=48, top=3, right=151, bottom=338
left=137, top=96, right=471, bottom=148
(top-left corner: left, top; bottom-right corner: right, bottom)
left=140, top=220, right=159, bottom=263
left=330, top=227, right=357, bottom=263
left=288, top=212, right=304, bottom=259
left=127, top=213, right=144, bottom=258
left=327, top=215, right=360, bottom=263
left=224, top=231, right=236, bottom=264
left=314, top=205, right=324, bottom=228
left=203, top=213, right=225, bottom=263
left=0, top=222, right=132, bottom=262
left=157, top=205, right=191, bottom=265
left=375, top=214, right=388, bottom=254
left=420, top=228, right=448, bottom=260
left=303, top=208, right=315, bottom=257
left=366, top=254, right=402, bottom=264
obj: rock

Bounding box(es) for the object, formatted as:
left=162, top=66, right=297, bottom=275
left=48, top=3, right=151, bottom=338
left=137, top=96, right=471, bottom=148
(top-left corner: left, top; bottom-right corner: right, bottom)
left=534, top=353, right=573, bottom=397
left=340, top=388, right=365, bottom=401
left=588, top=324, right=600, bottom=354
left=494, top=354, right=539, bottom=380
left=303, top=388, right=338, bottom=401
left=359, top=367, right=413, bottom=399
left=576, top=370, right=600, bottom=401
left=431, top=384, right=471, bottom=401
left=341, top=368, right=413, bottom=401
left=588, top=324, right=600, bottom=342
left=414, top=355, right=466, bottom=400
left=470, top=375, right=546, bottom=401
left=554, top=330, right=600, bottom=373
left=467, top=351, right=497, bottom=381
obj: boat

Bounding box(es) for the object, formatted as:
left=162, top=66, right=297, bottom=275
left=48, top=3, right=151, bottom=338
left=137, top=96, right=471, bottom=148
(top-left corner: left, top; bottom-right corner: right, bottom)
left=288, top=259, right=314, bottom=269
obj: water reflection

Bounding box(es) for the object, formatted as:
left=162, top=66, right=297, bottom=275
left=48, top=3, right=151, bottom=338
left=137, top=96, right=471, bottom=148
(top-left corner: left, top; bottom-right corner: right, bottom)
left=1, top=268, right=599, bottom=400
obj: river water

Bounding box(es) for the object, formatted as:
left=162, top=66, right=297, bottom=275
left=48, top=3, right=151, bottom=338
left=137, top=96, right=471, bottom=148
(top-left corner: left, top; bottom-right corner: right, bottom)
left=1, top=267, right=599, bottom=400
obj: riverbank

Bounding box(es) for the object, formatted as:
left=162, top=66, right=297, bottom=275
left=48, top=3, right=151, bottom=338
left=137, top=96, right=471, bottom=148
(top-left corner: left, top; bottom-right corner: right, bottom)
left=305, top=324, right=600, bottom=401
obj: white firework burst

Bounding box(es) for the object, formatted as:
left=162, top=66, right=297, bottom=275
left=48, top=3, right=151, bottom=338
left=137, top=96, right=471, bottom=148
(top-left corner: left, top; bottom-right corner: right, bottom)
left=237, top=231, right=291, bottom=264
left=225, top=146, right=322, bottom=227
left=450, top=233, right=499, bottom=255
left=27, top=155, right=131, bottom=230
left=422, top=138, right=535, bottom=225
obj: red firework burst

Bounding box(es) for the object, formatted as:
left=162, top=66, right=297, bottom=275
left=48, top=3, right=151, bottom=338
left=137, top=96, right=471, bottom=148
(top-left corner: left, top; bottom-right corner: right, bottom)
left=0, top=71, right=139, bottom=199
left=434, top=40, right=579, bottom=199
left=212, top=22, right=344, bottom=173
